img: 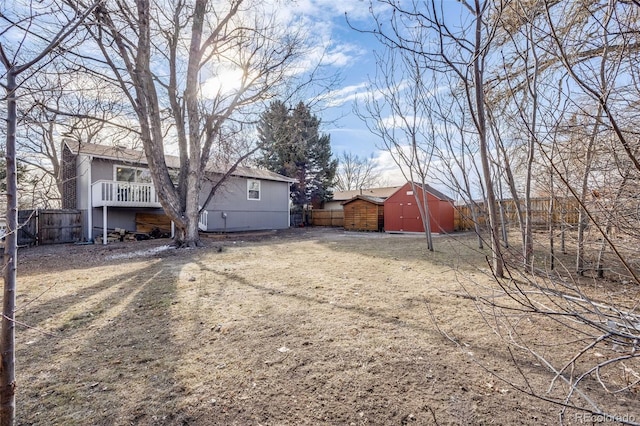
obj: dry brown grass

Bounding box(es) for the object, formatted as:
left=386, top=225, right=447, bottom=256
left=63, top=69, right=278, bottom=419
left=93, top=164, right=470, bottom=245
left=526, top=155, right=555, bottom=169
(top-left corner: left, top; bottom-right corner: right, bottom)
left=14, top=228, right=639, bottom=425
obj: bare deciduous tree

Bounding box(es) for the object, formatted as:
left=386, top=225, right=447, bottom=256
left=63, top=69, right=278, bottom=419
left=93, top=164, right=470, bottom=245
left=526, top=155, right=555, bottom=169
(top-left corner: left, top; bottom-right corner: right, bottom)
left=0, top=2, right=101, bottom=422
left=355, top=0, right=640, bottom=421
left=72, top=0, right=317, bottom=247
left=352, top=0, right=505, bottom=271
left=476, top=0, right=640, bottom=420
left=17, top=64, right=135, bottom=205
left=355, top=44, right=438, bottom=250
left=334, top=151, right=385, bottom=191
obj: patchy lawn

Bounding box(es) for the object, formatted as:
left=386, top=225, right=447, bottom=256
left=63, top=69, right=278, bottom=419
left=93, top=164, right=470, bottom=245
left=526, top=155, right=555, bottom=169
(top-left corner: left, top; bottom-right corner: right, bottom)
left=14, top=228, right=638, bottom=425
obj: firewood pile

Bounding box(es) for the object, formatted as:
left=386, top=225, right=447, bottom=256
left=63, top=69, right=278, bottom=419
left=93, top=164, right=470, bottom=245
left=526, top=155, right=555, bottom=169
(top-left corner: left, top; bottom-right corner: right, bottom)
left=96, top=227, right=169, bottom=243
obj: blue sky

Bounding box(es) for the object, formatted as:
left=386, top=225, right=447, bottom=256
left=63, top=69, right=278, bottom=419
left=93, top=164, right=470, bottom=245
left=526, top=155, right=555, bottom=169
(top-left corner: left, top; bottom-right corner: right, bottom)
left=277, top=1, right=474, bottom=194
left=2, top=0, right=418, bottom=187
left=2, top=0, right=454, bottom=190
left=282, top=1, right=407, bottom=186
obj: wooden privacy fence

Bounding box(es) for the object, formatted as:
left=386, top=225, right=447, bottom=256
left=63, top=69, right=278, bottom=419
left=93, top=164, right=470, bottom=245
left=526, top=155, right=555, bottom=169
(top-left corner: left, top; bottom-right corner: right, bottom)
left=455, top=197, right=580, bottom=231
left=15, top=209, right=82, bottom=246
left=310, top=209, right=344, bottom=227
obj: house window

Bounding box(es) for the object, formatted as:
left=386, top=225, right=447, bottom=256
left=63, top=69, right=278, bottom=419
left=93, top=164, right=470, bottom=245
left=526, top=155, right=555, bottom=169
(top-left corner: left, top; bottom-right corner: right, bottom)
left=247, top=180, right=260, bottom=200
left=115, top=166, right=152, bottom=183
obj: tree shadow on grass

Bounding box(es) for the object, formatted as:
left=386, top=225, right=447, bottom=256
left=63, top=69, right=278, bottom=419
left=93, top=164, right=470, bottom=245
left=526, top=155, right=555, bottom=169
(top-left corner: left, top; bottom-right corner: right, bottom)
left=17, top=259, right=165, bottom=333
left=188, top=259, right=630, bottom=425
left=16, top=257, right=190, bottom=425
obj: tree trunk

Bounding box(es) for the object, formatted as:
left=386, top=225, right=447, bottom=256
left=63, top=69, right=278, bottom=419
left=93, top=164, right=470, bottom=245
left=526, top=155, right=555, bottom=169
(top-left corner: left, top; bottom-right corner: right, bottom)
left=496, top=179, right=509, bottom=249
left=473, top=2, right=503, bottom=278
left=523, top=114, right=535, bottom=274
left=576, top=111, right=601, bottom=275
left=523, top=20, right=540, bottom=274
left=413, top=181, right=433, bottom=251
left=548, top=192, right=555, bottom=271
left=561, top=218, right=566, bottom=255
left=488, top=110, right=518, bottom=250
left=181, top=175, right=202, bottom=247
left=1, top=69, right=18, bottom=426
left=470, top=202, right=484, bottom=249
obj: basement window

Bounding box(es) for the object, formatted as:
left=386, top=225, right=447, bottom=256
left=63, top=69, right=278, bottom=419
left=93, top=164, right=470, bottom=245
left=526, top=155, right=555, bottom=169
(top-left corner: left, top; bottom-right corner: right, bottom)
left=247, top=180, right=261, bottom=200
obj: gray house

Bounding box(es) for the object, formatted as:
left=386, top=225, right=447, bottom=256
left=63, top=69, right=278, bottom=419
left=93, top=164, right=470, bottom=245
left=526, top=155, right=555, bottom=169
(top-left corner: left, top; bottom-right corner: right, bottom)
left=62, top=140, right=295, bottom=242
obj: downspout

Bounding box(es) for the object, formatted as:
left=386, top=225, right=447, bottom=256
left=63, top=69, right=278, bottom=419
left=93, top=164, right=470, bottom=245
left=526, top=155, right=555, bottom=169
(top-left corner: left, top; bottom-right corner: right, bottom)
left=87, top=155, right=93, bottom=242
left=288, top=182, right=291, bottom=227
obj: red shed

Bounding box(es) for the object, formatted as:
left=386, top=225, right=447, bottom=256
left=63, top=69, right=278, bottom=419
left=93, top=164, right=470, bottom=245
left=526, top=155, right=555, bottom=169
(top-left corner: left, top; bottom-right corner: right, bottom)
left=384, top=182, right=455, bottom=233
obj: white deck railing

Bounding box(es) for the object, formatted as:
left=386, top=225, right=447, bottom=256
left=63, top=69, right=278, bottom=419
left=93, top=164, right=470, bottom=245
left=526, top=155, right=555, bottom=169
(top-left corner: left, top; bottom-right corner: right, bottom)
left=198, top=208, right=208, bottom=231
left=92, top=180, right=162, bottom=208
left=93, top=180, right=208, bottom=231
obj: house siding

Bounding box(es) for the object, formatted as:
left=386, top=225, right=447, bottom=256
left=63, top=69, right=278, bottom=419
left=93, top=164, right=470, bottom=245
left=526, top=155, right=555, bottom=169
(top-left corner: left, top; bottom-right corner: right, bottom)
left=76, top=154, right=91, bottom=211
left=86, top=158, right=167, bottom=239
left=200, top=176, right=290, bottom=231
left=91, top=207, right=165, bottom=236
left=92, top=158, right=121, bottom=181
left=323, top=200, right=343, bottom=211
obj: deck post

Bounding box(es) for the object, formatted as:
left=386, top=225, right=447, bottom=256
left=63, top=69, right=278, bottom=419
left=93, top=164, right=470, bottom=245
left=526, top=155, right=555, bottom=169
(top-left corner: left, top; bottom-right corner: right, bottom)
left=103, top=205, right=107, bottom=245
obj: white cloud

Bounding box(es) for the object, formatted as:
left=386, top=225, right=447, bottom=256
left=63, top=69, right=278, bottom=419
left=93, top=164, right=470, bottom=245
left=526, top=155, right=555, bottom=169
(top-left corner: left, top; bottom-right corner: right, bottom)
left=371, top=150, right=408, bottom=186
left=268, top=0, right=378, bottom=74
left=294, top=0, right=391, bottom=21
left=379, top=114, right=442, bottom=132
left=279, top=0, right=377, bottom=21
left=323, top=42, right=367, bottom=68
left=379, top=114, right=404, bottom=130
left=200, top=0, right=371, bottom=98
left=370, top=147, right=461, bottom=199
left=320, top=82, right=370, bottom=107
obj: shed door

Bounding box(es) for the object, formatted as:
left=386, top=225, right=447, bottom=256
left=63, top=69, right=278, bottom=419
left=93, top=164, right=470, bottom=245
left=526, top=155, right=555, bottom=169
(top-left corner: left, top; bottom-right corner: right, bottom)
left=386, top=202, right=424, bottom=232
left=400, top=202, right=423, bottom=233
left=385, top=202, right=402, bottom=231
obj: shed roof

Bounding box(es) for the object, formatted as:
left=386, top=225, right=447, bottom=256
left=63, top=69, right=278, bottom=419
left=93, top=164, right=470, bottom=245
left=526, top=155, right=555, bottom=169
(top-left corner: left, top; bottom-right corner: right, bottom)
left=63, top=139, right=296, bottom=183
left=388, top=182, right=454, bottom=202
left=414, top=182, right=454, bottom=201
left=331, top=186, right=401, bottom=201
left=341, top=195, right=386, bottom=206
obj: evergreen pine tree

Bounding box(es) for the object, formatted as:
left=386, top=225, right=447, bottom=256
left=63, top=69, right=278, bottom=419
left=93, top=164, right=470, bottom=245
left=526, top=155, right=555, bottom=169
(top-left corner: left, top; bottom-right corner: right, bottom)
left=257, top=101, right=337, bottom=210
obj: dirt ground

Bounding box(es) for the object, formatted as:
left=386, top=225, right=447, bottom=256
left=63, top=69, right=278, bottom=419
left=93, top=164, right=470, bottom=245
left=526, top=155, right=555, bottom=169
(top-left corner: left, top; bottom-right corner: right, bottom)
left=13, top=227, right=639, bottom=425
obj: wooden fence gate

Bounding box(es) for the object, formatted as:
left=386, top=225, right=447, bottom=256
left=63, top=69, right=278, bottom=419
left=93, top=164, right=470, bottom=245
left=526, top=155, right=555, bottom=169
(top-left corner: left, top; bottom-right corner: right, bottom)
left=17, top=210, right=38, bottom=246
left=16, top=209, right=82, bottom=246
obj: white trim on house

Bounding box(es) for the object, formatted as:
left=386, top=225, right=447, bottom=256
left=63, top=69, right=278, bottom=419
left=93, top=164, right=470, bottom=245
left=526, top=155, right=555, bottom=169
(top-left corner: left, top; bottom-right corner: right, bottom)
left=247, top=179, right=261, bottom=200
left=113, top=164, right=153, bottom=183
left=87, top=156, right=93, bottom=241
